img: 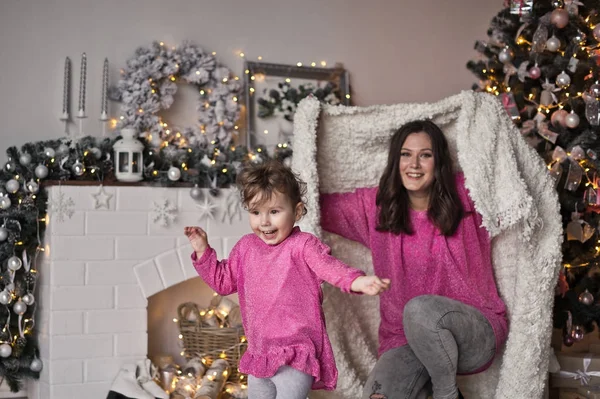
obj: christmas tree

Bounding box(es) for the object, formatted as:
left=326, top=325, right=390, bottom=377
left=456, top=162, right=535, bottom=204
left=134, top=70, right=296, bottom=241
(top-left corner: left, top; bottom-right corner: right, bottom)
left=468, top=0, right=600, bottom=346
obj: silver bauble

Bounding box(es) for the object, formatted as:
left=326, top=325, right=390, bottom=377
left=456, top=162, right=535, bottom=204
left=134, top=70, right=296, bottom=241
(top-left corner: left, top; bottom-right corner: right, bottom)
left=579, top=289, right=594, bottom=305
left=556, top=71, right=571, bottom=88
left=546, top=36, right=561, bottom=52
left=19, top=153, right=31, bottom=166
left=21, top=294, right=35, bottom=306
left=26, top=180, right=39, bottom=194
left=13, top=300, right=26, bottom=315
left=34, top=164, right=48, bottom=179
left=7, top=256, right=22, bottom=271
left=72, top=160, right=85, bottom=177
left=591, top=84, right=600, bottom=98
left=167, top=167, right=181, bottom=181
left=0, top=344, right=12, bottom=358
left=3, top=159, right=15, bottom=172
left=565, top=112, right=580, bottom=128
left=0, top=196, right=11, bottom=210
left=56, top=143, right=70, bottom=156
left=571, top=324, right=585, bottom=341
left=190, top=184, right=203, bottom=200
left=0, top=227, right=7, bottom=242
left=30, top=358, right=43, bottom=372
left=90, top=147, right=102, bottom=159
left=44, top=147, right=55, bottom=158
left=0, top=291, right=11, bottom=305
left=498, top=47, right=514, bottom=64
left=5, top=179, right=19, bottom=194
left=552, top=0, right=564, bottom=7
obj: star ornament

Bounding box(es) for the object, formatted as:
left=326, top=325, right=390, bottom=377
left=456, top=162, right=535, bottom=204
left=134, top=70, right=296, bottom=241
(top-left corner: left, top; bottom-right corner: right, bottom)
left=196, top=196, right=219, bottom=221
left=92, top=185, right=113, bottom=210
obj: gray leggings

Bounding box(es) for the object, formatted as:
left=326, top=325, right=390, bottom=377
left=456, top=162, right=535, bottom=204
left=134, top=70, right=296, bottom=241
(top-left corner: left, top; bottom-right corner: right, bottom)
left=248, top=365, right=314, bottom=399
left=362, top=295, right=496, bottom=399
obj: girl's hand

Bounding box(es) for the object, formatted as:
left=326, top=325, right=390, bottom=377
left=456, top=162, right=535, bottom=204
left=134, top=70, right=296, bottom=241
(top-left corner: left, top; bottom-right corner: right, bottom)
left=184, top=226, right=209, bottom=258
left=351, top=276, right=391, bottom=296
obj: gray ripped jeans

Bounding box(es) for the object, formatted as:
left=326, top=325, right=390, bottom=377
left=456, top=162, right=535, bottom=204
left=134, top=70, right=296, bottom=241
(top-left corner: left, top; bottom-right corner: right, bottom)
left=362, top=295, right=496, bottom=399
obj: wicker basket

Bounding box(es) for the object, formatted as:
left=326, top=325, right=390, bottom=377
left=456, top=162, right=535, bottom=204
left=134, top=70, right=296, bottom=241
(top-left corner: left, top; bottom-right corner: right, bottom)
left=177, top=302, right=247, bottom=381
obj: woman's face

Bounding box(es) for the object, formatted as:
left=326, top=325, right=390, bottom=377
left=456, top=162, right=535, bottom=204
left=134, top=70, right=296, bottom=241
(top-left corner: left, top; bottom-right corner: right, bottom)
left=399, top=132, right=435, bottom=202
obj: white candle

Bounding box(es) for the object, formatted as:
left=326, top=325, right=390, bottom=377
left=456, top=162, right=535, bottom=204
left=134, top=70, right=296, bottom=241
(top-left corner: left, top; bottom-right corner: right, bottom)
left=100, top=58, right=109, bottom=121
left=78, top=53, right=87, bottom=117
left=61, top=57, right=71, bottom=119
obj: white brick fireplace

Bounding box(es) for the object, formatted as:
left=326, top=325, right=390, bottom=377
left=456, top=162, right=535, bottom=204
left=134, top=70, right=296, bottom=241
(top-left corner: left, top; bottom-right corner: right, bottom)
left=26, top=184, right=249, bottom=399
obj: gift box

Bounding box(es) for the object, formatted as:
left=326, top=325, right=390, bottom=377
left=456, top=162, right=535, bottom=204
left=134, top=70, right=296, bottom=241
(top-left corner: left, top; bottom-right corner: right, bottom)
left=551, top=352, right=600, bottom=389
left=500, top=92, right=521, bottom=121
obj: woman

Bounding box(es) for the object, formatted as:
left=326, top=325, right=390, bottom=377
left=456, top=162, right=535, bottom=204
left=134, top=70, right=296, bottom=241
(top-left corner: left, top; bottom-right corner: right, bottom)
left=320, top=120, right=508, bottom=399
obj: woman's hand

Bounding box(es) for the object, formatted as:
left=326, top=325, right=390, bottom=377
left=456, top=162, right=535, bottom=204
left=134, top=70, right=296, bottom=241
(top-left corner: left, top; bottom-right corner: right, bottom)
left=184, top=226, right=209, bottom=258
left=351, top=276, right=391, bottom=295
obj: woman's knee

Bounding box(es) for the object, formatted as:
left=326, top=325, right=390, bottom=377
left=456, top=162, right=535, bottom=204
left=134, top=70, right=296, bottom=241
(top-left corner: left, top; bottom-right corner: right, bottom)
left=403, top=295, right=445, bottom=335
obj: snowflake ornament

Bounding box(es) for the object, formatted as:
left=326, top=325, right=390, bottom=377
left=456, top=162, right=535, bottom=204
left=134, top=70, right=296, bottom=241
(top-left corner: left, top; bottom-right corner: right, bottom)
left=47, top=191, right=75, bottom=223
left=151, top=198, right=178, bottom=227
left=196, top=196, right=219, bottom=221
left=221, top=189, right=243, bottom=224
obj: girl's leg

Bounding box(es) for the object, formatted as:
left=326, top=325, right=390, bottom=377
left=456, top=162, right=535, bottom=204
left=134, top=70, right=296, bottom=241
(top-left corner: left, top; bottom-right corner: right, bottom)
left=403, top=295, right=496, bottom=399
left=270, top=366, right=314, bottom=399
left=361, top=345, right=431, bottom=399
left=248, top=374, right=277, bottom=399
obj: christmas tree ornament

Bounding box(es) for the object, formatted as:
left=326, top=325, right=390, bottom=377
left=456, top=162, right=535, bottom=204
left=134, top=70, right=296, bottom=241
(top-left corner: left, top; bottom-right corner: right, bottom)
left=4, top=159, right=15, bottom=172
left=26, top=180, right=39, bottom=194
left=190, top=184, right=203, bottom=200
left=196, top=196, right=218, bottom=221
left=151, top=198, right=178, bottom=227
left=56, top=143, right=69, bottom=156
left=556, top=71, right=571, bottom=88
left=90, top=147, right=102, bottom=159
left=594, top=25, right=600, bottom=41
left=34, top=164, right=48, bottom=179
left=565, top=111, right=580, bottom=128
left=0, top=227, right=7, bottom=242
left=499, top=47, right=514, bottom=64
left=591, top=84, right=600, bottom=98
left=167, top=166, right=181, bottom=181
left=529, top=64, right=541, bottom=79
left=546, top=36, right=561, bottom=52
left=567, top=2, right=579, bottom=16
left=552, top=0, right=564, bottom=7
left=114, top=128, right=144, bottom=182
left=92, top=185, right=113, bottom=210
left=510, top=0, right=533, bottom=16
left=21, top=293, right=35, bottom=306
left=5, top=179, right=19, bottom=194
left=18, top=153, right=31, bottom=166
left=0, top=291, right=11, bottom=306
left=47, top=191, right=75, bottom=222
left=72, top=160, right=85, bottom=176
left=551, top=8, right=570, bottom=29
left=43, top=147, right=55, bottom=158
left=8, top=256, right=22, bottom=271
left=0, top=195, right=11, bottom=210
left=551, top=110, right=568, bottom=126
left=563, top=334, right=574, bottom=346
left=13, top=301, right=26, bottom=315
left=30, top=358, right=42, bottom=372
left=570, top=324, right=585, bottom=341
left=578, top=289, right=594, bottom=305
left=0, top=344, right=12, bottom=358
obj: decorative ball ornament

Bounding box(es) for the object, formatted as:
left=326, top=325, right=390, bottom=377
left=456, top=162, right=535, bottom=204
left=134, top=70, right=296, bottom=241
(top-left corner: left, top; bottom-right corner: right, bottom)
left=90, top=147, right=102, bottom=159
left=26, top=180, right=39, bottom=194
left=565, top=112, right=580, bottom=129
left=0, top=227, right=7, bottom=242
left=3, top=159, right=15, bottom=172
left=579, top=289, right=594, bottom=305
left=12, top=301, right=26, bottom=315
left=551, top=109, right=569, bottom=127
left=551, top=8, right=570, bottom=29
left=529, top=65, right=541, bottom=79
left=21, top=294, right=35, bottom=306
left=498, top=47, right=514, bottom=64
left=546, top=36, right=561, bottom=52
left=71, top=160, right=85, bottom=177
left=190, top=184, right=203, bottom=201
left=571, top=324, right=585, bottom=341
left=556, top=71, right=571, bottom=89
left=0, top=344, right=12, bottom=358
left=167, top=166, right=182, bottom=181
left=56, top=143, right=70, bottom=156
left=563, top=333, right=574, bottom=346
left=30, top=358, right=43, bottom=372
left=0, top=291, right=11, bottom=306
left=591, top=84, right=600, bottom=98
left=0, top=196, right=11, bottom=210
left=7, top=256, right=22, bottom=271
left=5, top=179, right=19, bottom=194
left=34, top=164, right=48, bottom=179
left=18, top=153, right=31, bottom=166
left=552, top=0, right=564, bottom=7
left=43, top=147, right=55, bottom=158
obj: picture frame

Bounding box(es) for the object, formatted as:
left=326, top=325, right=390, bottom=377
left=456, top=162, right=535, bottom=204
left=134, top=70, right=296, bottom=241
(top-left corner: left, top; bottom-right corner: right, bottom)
left=243, top=61, right=350, bottom=157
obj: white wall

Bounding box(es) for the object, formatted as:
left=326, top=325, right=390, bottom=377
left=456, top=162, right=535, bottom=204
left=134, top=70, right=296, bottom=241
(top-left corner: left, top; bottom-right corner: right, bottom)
left=0, top=0, right=503, bottom=165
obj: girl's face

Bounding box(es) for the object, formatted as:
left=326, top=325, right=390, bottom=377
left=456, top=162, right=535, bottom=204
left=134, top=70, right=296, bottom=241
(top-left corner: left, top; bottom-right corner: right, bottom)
left=399, top=132, right=436, bottom=203
left=247, top=190, right=303, bottom=245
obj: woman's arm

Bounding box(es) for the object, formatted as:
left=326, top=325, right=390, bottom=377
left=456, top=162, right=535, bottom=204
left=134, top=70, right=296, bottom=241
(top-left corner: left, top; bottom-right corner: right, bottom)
left=320, top=188, right=373, bottom=248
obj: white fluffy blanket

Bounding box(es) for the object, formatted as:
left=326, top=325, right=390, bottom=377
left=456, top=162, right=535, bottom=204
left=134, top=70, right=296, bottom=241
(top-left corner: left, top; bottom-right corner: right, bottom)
left=291, top=90, right=563, bottom=399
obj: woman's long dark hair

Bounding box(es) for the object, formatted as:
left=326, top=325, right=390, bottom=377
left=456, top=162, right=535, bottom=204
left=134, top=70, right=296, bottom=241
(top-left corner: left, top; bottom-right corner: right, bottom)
left=375, top=120, right=463, bottom=236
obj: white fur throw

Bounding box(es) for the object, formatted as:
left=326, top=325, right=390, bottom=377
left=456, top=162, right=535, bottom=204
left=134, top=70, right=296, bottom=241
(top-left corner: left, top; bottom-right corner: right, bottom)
left=291, top=90, right=563, bottom=399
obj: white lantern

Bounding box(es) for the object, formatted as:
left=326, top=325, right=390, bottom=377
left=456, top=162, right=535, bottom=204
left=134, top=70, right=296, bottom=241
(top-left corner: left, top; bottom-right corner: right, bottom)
left=113, top=127, right=144, bottom=182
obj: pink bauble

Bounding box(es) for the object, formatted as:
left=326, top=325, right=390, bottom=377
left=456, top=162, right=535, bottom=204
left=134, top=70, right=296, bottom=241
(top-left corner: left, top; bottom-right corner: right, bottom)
left=529, top=65, right=541, bottom=79
left=551, top=109, right=569, bottom=127
left=551, top=9, right=570, bottom=29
